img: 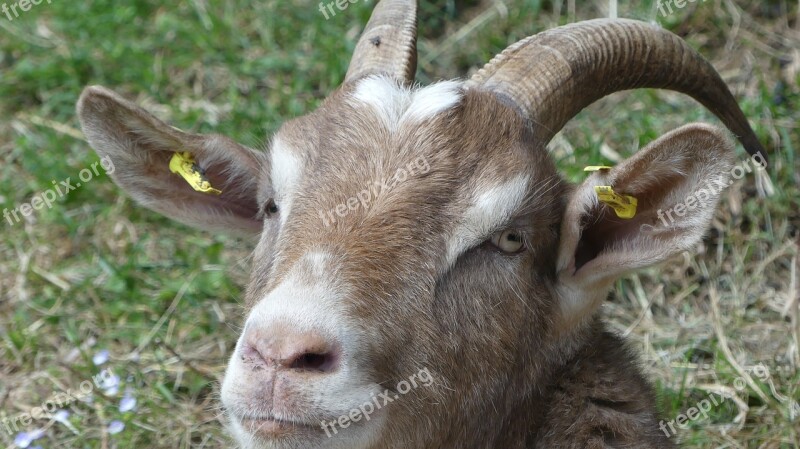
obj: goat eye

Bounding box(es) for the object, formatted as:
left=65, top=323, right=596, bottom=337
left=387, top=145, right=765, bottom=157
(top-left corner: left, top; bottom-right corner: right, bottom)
left=261, top=198, right=279, bottom=218
left=490, top=230, right=524, bottom=253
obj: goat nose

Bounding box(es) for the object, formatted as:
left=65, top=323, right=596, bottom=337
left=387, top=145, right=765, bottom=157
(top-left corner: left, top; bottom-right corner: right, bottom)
left=242, top=326, right=341, bottom=373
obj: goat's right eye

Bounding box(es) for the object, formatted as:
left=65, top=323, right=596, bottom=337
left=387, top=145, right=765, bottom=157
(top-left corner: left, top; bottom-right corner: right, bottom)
left=261, top=198, right=279, bottom=218
left=490, top=230, right=524, bottom=254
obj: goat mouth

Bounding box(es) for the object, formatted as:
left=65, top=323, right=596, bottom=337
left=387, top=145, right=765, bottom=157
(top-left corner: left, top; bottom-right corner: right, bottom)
left=236, top=415, right=321, bottom=438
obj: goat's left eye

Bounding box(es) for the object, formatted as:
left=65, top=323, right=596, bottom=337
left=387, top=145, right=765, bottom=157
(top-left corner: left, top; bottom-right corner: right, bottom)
left=261, top=198, right=279, bottom=218
left=490, top=230, right=524, bottom=253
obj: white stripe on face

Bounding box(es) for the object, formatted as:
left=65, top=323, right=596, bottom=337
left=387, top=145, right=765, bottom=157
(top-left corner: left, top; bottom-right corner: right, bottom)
left=446, top=174, right=530, bottom=265
left=270, top=136, right=302, bottom=225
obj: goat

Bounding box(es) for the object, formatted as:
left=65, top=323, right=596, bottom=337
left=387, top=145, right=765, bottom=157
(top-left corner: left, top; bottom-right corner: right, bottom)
left=76, top=1, right=767, bottom=448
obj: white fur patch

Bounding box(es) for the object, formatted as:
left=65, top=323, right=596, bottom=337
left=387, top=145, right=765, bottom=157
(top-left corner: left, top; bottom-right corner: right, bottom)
left=350, top=75, right=462, bottom=132
left=404, top=80, right=463, bottom=123
left=351, top=76, right=412, bottom=131
left=446, top=174, right=530, bottom=265
left=239, top=251, right=357, bottom=355
left=270, top=136, right=302, bottom=225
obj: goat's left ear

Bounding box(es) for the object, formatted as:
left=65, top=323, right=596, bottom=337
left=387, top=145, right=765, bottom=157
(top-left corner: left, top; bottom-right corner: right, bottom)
left=555, top=123, right=750, bottom=329
left=77, top=86, right=264, bottom=237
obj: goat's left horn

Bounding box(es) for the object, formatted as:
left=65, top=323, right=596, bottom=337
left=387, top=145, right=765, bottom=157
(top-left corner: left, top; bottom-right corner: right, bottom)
left=344, top=0, right=418, bottom=85
left=466, top=19, right=767, bottom=163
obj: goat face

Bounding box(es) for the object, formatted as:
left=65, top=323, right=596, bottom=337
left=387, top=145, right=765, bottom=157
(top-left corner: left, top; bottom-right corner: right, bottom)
left=77, top=1, right=765, bottom=448
left=222, top=79, right=567, bottom=448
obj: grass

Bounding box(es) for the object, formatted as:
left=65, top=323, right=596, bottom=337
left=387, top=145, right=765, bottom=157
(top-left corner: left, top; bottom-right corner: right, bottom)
left=0, top=0, right=798, bottom=447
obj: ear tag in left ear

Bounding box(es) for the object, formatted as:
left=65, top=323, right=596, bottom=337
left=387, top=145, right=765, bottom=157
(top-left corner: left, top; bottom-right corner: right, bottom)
left=169, top=152, right=222, bottom=195
left=594, top=185, right=637, bottom=219
left=583, top=166, right=613, bottom=172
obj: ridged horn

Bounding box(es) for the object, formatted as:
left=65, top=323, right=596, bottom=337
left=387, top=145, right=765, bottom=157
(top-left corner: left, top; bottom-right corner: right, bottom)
left=466, top=19, right=767, bottom=163
left=344, top=0, right=418, bottom=85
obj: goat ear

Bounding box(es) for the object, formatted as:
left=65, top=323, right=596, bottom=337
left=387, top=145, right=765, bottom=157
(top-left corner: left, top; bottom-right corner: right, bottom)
left=77, top=86, right=264, bottom=237
left=554, top=123, right=754, bottom=330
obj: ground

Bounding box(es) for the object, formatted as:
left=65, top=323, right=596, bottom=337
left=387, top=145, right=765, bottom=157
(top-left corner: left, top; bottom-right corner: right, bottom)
left=0, top=0, right=798, bottom=448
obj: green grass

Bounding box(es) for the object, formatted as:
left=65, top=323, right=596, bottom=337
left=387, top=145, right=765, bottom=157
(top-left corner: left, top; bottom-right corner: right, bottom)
left=1, top=0, right=798, bottom=447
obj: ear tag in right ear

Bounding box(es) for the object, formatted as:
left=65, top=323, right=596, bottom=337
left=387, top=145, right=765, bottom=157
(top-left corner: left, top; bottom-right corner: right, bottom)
left=583, top=166, right=613, bottom=172
left=169, top=152, right=222, bottom=195
left=594, top=185, right=637, bottom=219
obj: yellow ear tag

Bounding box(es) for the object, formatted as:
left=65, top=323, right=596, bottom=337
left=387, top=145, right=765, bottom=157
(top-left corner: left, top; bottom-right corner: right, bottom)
left=594, top=185, right=637, bottom=219
left=584, top=166, right=613, bottom=172
left=168, top=152, right=222, bottom=195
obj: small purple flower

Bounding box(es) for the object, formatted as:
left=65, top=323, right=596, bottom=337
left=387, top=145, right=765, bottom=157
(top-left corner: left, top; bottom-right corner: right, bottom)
left=53, top=409, right=80, bottom=434
left=119, top=394, right=137, bottom=412
left=107, top=420, right=125, bottom=435
left=54, top=409, right=70, bottom=422
left=92, top=349, right=110, bottom=365
left=101, top=373, right=120, bottom=396
left=14, top=429, right=44, bottom=448
left=13, top=433, right=31, bottom=448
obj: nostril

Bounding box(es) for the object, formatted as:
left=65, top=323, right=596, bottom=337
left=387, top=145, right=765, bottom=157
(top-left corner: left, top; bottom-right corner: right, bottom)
left=289, top=351, right=338, bottom=372
left=242, top=326, right=341, bottom=373
left=278, top=332, right=341, bottom=373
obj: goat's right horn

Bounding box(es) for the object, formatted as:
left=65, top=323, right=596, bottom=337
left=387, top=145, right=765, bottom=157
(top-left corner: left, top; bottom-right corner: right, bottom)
left=466, top=19, right=767, bottom=163
left=344, top=0, right=418, bottom=86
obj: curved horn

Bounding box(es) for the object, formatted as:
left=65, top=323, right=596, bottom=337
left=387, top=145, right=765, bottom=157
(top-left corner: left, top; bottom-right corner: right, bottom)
left=466, top=19, right=767, bottom=162
left=344, top=0, right=418, bottom=85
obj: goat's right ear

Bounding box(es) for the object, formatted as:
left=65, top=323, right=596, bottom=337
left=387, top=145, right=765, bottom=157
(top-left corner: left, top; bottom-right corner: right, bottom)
left=554, top=123, right=747, bottom=331
left=77, top=86, right=264, bottom=237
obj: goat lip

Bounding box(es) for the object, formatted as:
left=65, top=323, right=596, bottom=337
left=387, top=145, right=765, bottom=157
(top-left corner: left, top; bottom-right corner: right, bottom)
left=236, top=414, right=320, bottom=437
